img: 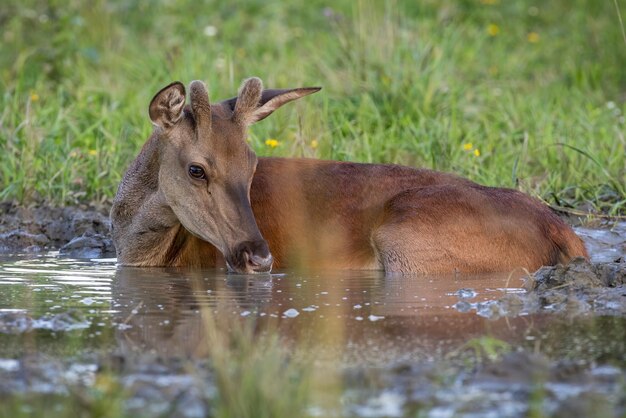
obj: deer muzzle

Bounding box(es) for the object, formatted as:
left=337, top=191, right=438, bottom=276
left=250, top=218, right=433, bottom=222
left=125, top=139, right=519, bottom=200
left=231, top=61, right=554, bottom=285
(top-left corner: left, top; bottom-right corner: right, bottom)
left=227, top=240, right=273, bottom=273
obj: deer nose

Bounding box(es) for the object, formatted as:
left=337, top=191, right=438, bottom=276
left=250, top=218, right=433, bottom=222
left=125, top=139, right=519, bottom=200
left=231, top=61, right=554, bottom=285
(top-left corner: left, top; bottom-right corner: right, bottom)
left=247, top=252, right=274, bottom=273
left=231, top=240, right=273, bottom=273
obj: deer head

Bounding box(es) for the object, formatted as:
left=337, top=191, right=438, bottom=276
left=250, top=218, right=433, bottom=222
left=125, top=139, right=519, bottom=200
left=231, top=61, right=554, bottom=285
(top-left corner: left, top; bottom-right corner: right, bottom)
left=148, top=77, right=320, bottom=273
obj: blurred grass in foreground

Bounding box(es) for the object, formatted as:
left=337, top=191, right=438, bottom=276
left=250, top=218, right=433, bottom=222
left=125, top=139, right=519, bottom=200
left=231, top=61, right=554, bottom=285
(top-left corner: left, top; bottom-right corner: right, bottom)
left=0, top=0, right=625, bottom=213
left=0, top=311, right=314, bottom=418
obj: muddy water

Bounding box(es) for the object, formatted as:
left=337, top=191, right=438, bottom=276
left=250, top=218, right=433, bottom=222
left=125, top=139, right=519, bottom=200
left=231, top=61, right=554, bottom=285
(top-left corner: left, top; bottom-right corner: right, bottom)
left=0, top=223, right=625, bottom=417
left=576, top=222, right=626, bottom=263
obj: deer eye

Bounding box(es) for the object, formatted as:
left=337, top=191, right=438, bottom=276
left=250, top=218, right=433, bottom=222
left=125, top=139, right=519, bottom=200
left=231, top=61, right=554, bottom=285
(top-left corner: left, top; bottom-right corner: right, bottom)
left=188, top=165, right=206, bottom=179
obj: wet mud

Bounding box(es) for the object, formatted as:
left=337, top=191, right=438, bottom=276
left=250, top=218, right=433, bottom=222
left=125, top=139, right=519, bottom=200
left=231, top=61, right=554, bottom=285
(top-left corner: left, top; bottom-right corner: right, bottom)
left=344, top=350, right=625, bottom=418
left=455, top=257, right=626, bottom=319
left=2, top=348, right=622, bottom=418
left=0, top=201, right=114, bottom=258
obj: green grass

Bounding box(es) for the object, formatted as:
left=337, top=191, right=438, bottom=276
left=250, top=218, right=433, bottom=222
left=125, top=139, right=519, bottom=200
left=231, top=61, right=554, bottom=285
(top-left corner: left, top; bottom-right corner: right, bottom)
left=1, top=0, right=625, bottom=213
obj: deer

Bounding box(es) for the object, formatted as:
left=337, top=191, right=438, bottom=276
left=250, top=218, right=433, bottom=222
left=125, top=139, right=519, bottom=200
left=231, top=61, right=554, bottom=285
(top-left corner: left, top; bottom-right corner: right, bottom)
left=110, top=77, right=588, bottom=274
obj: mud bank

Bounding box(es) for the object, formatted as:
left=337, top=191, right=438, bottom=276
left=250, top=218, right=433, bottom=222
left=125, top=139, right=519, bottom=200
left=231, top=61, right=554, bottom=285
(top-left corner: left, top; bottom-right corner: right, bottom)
left=0, top=202, right=114, bottom=258
left=455, top=258, right=626, bottom=318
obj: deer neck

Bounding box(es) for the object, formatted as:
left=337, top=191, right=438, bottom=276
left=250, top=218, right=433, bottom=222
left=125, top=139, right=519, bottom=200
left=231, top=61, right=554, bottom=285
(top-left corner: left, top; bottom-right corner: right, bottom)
left=112, top=135, right=191, bottom=265
left=124, top=134, right=161, bottom=202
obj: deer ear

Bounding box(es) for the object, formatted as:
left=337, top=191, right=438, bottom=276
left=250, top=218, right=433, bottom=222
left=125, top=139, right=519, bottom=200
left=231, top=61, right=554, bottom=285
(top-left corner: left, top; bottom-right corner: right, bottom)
left=149, top=82, right=186, bottom=129
left=226, top=78, right=321, bottom=125
left=248, top=86, right=321, bottom=123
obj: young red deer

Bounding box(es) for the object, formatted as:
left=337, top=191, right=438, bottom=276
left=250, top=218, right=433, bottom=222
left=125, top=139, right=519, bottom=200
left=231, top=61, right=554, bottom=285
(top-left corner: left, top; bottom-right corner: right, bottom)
left=110, top=78, right=588, bottom=274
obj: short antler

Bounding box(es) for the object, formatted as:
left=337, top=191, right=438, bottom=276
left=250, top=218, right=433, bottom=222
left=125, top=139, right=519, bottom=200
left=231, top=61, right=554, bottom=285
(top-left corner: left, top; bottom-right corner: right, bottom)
left=233, top=77, right=263, bottom=125
left=189, top=80, right=212, bottom=137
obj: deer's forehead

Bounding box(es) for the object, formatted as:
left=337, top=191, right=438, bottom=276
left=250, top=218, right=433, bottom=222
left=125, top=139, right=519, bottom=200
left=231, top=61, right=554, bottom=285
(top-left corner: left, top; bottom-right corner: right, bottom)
left=171, top=116, right=253, bottom=160
left=179, top=103, right=236, bottom=128
left=210, top=116, right=245, bottom=137
left=210, top=102, right=233, bottom=119
left=174, top=112, right=244, bottom=143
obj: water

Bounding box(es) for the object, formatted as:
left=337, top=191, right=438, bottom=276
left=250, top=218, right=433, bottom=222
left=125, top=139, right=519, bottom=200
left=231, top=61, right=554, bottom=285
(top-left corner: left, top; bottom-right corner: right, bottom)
left=0, top=223, right=625, bottom=417
left=575, top=221, right=626, bottom=263
left=0, top=257, right=536, bottom=360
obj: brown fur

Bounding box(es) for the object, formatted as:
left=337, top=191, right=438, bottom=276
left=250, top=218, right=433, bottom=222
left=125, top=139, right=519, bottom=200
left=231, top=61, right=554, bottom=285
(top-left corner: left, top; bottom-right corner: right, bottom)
left=111, top=78, right=588, bottom=274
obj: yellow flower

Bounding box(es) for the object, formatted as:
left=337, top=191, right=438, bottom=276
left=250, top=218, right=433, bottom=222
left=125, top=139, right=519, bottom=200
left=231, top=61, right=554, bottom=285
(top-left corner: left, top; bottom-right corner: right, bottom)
left=527, top=32, right=540, bottom=43
left=265, top=138, right=279, bottom=148
left=310, top=139, right=319, bottom=149
left=88, top=149, right=97, bottom=156
left=474, top=149, right=481, bottom=157
left=463, top=143, right=473, bottom=151
left=30, top=92, right=39, bottom=102
left=487, top=24, right=500, bottom=37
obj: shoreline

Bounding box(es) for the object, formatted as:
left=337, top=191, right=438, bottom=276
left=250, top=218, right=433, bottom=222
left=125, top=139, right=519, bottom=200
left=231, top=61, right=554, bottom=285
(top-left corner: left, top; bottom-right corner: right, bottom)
left=0, top=201, right=114, bottom=258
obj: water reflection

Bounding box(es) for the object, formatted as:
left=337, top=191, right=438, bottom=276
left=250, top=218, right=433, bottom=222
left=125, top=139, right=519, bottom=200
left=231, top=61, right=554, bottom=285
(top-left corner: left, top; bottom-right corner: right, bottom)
left=110, top=265, right=538, bottom=363
left=0, top=252, right=620, bottom=365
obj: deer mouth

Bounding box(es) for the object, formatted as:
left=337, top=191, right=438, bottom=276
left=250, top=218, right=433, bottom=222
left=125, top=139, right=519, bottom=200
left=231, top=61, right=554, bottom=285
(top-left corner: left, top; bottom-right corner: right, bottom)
left=226, top=240, right=273, bottom=274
